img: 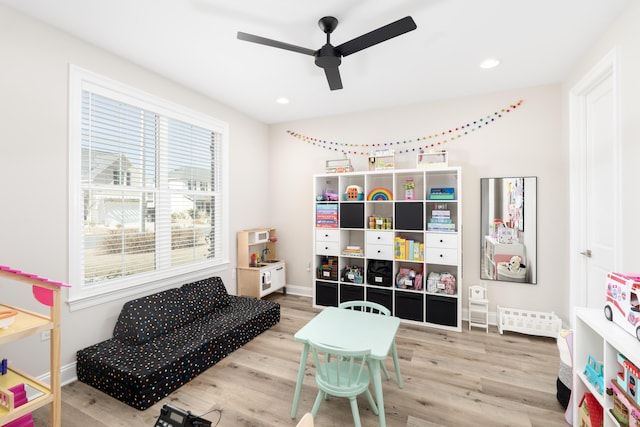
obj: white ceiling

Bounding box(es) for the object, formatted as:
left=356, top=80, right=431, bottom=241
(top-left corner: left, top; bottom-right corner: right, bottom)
left=1, top=0, right=631, bottom=124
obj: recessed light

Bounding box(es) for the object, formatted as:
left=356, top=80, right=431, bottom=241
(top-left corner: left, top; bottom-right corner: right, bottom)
left=276, top=97, right=290, bottom=104
left=479, top=58, right=500, bottom=69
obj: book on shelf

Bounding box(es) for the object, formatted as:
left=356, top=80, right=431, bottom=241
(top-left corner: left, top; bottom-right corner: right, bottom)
left=429, top=187, right=455, bottom=200
left=315, top=204, right=339, bottom=227
left=431, top=210, right=451, bottom=217
left=394, top=237, right=424, bottom=261
left=429, top=217, right=452, bottom=224
left=427, top=223, right=456, bottom=231
left=342, top=246, right=363, bottom=257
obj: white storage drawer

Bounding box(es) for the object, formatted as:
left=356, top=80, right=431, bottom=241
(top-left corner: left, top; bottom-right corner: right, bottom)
left=425, top=248, right=458, bottom=265
left=366, top=230, right=394, bottom=245
left=366, top=244, right=394, bottom=260
left=425, top=233, right=458, bottom=249
left=316, top=229, right=340, bottom=242
left=316, top=241, right=340, bottom=256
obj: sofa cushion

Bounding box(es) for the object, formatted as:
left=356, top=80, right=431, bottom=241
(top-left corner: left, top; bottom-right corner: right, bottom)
left=113, top=288, right=192, bottom=345
left=181, top=276, right=231, bottom=318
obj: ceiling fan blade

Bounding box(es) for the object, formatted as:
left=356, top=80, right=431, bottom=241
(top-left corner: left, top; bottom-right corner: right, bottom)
left=237, top=32, right=316, bottom=56
left=323, top=66, right=343, bottom=91
left=336, top=16, right=417, bottom=57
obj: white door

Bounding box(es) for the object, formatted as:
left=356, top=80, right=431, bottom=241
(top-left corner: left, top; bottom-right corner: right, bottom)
left=570, top=50, right=620, bottom=315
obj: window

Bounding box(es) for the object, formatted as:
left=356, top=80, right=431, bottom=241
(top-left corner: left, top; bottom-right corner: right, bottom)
left=69, top=66, right=228, bottom=309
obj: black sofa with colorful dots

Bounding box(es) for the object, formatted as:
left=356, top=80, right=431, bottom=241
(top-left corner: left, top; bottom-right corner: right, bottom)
left=76, top=276, right=280, bottom=410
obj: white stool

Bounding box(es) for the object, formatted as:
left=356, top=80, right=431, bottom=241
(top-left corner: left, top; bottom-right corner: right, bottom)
left=468, top=285, right=489, bottom=332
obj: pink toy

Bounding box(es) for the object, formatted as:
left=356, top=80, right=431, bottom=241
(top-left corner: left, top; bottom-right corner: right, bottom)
left=605, top=272, right=640, bottom=341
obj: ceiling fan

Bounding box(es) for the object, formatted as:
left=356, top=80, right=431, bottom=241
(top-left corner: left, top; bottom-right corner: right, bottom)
left=237, top=16, right=417, bottom=91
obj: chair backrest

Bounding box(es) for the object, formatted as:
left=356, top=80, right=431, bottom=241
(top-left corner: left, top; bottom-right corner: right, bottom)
left=309, top=340, right=371, bottom=395
left=339, top=300, right=391, bottom=316
left=296, top=412, right=314, bottom=427
left=469, top=285, right=487, bottom=301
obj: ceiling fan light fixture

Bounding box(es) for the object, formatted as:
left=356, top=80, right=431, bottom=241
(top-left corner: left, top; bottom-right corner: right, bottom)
left=480, top=58, right=500, bottom=69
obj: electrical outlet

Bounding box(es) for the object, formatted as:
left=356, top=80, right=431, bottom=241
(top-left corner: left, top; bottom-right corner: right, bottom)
left=41, top=330, right=51, bottom=341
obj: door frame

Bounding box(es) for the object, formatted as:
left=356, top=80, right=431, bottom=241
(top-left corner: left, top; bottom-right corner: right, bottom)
left=569, top=48, right=621, bottom=323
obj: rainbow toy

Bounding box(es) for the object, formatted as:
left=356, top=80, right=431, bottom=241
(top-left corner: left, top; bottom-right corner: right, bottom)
left=367, top=187, right=393, bottom=201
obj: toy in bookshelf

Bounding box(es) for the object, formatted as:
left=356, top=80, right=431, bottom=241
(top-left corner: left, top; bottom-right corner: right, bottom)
left=403, top=178, right=415, bottom=200
left=367, top=187, right=392, bottom=201
left=578, top=392, right=603, bottom=427
left=345, top=185, right=364, bottom=201
left=583, top=355, right=604, bottom=395
left=395, top=267, right=422, bottom=290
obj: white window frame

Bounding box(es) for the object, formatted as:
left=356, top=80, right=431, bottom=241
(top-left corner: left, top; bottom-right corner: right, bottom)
left=68, top=65, right=229, bottom=311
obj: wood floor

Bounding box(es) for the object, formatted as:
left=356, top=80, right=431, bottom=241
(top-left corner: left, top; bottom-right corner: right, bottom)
left=33, top=294, right=569, bottom=426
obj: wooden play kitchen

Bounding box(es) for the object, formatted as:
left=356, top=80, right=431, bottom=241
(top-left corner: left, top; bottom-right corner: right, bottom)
left=236, top=228, right=286, bottom=299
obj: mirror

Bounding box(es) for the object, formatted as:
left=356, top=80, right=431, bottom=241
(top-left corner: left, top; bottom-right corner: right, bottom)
left=480, top=177, right=537, bottom=284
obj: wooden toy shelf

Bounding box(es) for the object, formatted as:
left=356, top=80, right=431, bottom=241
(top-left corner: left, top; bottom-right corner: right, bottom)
left=0, top=266, right=69, bottom=427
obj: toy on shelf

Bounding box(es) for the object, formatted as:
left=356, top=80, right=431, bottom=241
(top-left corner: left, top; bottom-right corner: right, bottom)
left=607, top=354, right=640, bottom=427
left=404, top=178, right=415, bottom=200
left=344, top=185, right=364, bottom=201
left=578, top=392, right=603, bottom=427
left=0, top=310, right=18, bottom=329
left=368, top=149, right=394, bottom=170
left=583, top=355, right=604, bottom=395
left=395, top=268, right=422, bottom=290
left=368, top=216, right=392, bottom=230
left=367, top=187, right=392, bottom=201
left=340, top=265, right=363, bottom=284
left=417, top=149, right=448, bottom=169
left=325, top=158, right=353, bottom=174
left=317, top=188, right=338, bottom=201
left=604, top=272, right=640, bottom=341
left=425, top=271, right=456, bottom=295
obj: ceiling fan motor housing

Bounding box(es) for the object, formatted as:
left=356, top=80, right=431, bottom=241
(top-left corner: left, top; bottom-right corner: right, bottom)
left=315, top=44, right=341, bottom=69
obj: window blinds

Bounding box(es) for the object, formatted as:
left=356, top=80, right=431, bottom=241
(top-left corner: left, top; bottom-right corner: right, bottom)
left=80, top=90, right=223, bottom=286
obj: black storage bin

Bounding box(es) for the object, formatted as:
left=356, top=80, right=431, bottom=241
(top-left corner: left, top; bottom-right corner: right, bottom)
left=316, top=281, right=338, bottom=307
left=366, top=288, right=393, bottom=312
left=366, top=260, right=393, bottom=287
left=395, top=291, right=424, bottom=322
left=426, top=294, right=457, bottom=327
left=340, top=203, right=365, bottom=229
left=340, top=284, right=365, bottom=303
left=395, top=202, right=424, bottom=230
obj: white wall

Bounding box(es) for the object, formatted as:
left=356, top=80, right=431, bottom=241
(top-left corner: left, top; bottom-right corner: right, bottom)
left=0, top=5, right=269, bottom=377
left=269, top=84, right=569, bottom=320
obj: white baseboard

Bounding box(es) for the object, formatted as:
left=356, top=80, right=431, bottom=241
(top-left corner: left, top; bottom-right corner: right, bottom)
left=37, top=362, right=78, bottom=387
left=282, top=283, right=312, bottom=298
